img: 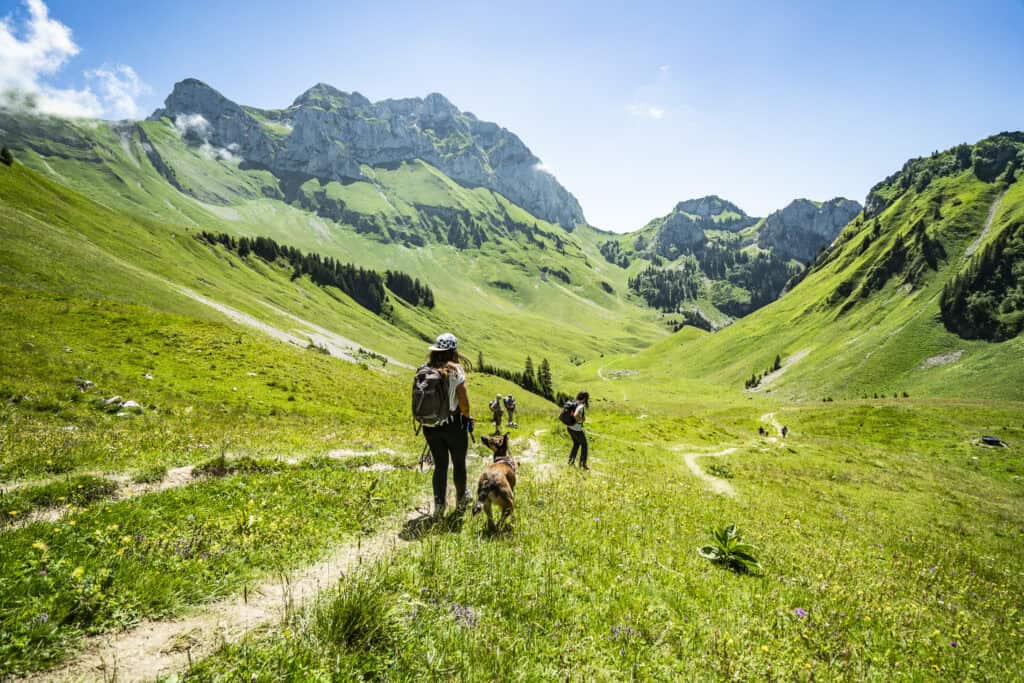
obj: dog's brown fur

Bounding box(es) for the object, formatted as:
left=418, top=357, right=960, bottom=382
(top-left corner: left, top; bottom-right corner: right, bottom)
left=473, top=433, right=517, bottom=530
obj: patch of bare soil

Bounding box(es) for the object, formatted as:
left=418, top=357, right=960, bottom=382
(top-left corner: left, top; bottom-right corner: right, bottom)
left=920, top=350, right=964, bottom=369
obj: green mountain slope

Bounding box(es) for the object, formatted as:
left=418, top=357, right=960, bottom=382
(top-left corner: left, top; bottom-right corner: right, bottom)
left=579, top=133, right=1024, bottom=402
left=592, top=194, right=861, bottom=326
left=0, top=111, right=668, bottom=376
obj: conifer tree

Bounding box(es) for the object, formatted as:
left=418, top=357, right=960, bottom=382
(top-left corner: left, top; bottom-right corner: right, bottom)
left=538, top=358, right=553, bottom=398
left=0, top=147, right=12, bottom=167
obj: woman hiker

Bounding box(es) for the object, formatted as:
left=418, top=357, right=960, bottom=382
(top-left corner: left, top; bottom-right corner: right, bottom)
left=567, top=390, right=590, bottom=470
left=420, top=333, right=474, bottom=517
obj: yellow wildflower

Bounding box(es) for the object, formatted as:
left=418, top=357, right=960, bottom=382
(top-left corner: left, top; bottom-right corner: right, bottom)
left=32, top=540, right=49, bottom=552
left=71, top=566, right=85, bottom=579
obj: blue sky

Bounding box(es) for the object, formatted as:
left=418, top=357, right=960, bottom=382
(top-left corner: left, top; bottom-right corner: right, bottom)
left=3, top=0, right=1023, bottom=230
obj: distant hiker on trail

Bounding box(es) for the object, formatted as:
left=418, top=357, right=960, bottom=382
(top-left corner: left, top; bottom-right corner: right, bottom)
left=504, top=394, right=517, bottom=427
left=412, top=333, right=474, bottom=517
left=560, top=390, right=590, bottom=470
left=781, top=425, right=789, bottom=438
left=489, top=394, right=504, bottom=434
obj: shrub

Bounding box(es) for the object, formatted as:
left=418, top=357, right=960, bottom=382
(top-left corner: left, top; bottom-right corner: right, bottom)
left=697, top=523, right=762, bottom=574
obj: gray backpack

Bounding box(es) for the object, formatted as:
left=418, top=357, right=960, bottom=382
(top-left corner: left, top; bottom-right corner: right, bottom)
left=412, top=365, right=452, bottom=428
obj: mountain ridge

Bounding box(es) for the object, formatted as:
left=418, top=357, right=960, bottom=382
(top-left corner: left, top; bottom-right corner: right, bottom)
left=586, top=131, right=1024, bottom=400
left=149, top=78, right=586, bottom=229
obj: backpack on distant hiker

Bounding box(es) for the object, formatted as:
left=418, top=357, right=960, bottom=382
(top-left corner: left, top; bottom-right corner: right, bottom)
left=505, top=397, right=516, bottom=411
left=558, top=399, right=578, bottom=426
left=490, top=399, right=502, bottom=415
left=412, top=365, right=452, bottom=430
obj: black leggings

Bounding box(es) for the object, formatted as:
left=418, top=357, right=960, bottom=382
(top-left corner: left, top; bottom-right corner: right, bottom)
left=423, top=418, right=468, bottom=508
left=568, top=428, right=588, bottom=466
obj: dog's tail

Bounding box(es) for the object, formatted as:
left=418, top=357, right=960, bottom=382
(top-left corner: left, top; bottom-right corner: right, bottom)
left=471, top=486, right=490, bottom=515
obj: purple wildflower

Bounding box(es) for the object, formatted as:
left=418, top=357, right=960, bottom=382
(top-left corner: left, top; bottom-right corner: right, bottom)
left=794, top=608, right=808, bottom=618
left=451, top=603, right=478, bottom=628
left=611, top=625, right=636, bottom=641
left=36, top=612, right=49, bottom=624
left=950, top=640, right=959, bottom=648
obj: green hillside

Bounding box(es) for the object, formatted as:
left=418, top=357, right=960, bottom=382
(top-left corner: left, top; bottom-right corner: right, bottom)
left=581, top=133, right=1024, bottom=403
left=593, top=195, right=860, bottom=327
left=2, top=98, right=1023, bottom=681
left=0, top=112, right=668, bottom=377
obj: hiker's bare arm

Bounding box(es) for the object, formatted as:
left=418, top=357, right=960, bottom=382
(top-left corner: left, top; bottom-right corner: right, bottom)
left=456, top=383, right=470, bottom=417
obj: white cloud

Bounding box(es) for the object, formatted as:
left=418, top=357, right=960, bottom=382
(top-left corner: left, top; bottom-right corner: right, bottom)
left=173, top=113, right=211, bottom=138
left=173, top=113, right=240, bottom=162
left=86, top=64, right=149, bottom=119
left=627, top=104, right=666, bottom=120
left=0, top=0, right=147, bottom=119
left=658, top=64, right=670, bottom=73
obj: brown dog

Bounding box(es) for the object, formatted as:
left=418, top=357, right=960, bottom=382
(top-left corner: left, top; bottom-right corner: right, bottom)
left=474, top=433, right=517, bottom=530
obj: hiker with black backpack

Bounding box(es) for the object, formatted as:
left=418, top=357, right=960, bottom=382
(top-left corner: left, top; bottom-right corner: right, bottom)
left=412, top=333, right=475, bottom=517
left=504, top=394, right=517, bottom=427
left=559, top=390, right=590, bottom=470
left=489, top=394, right=504, bottom=434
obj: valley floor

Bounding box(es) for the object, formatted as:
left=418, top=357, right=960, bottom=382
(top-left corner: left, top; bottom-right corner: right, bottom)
left=3, top=350, right=1022, bottom=680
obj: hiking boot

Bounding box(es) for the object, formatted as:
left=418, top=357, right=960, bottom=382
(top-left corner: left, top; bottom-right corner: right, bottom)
left=567, top=457, right=575, bottom=466
left=456, top=493, right=473, bottom=514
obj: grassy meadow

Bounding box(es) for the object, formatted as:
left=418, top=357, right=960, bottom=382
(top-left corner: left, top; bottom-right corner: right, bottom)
left=2, top=125, right=1023, bottom=680
left=183, top=397, right=1024, bottom=681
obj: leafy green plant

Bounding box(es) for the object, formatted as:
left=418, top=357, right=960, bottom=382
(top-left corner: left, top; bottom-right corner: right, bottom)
left=697, top=523, right=762, bottom=574
left=706, top=462, right=733, bottom=479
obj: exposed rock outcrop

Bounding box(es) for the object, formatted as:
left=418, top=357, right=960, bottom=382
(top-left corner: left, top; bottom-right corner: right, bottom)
left=756, top=198, right=862, bottom=263
left=673, top=195, right=757, bottom=232
left=644, top=195, right=756, bottom=257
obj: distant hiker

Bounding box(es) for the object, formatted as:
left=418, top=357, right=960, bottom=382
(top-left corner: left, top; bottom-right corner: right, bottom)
left=562, top=390, right=590, bottom=469
left=504, top=394, right=517, bottom=427
left=781, top=425, right=789, bottom=438
left=412, top=333, right=474, bottom=517
left=758, top=426, right=765, bottom=436
left=489, top=394, right=504, bottom=434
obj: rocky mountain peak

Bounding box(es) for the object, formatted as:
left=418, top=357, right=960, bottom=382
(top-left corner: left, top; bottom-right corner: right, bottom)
left=149, top=78, right=584, bottom=228
left=756, top=197, right=862, bottom=263
left=291, top=83, right=371, bottom=110
left=153, top=79, right=235, bottom=118
left=660, top=195, right=757, bottom=235
left=673, top=195, right=747, bottom=220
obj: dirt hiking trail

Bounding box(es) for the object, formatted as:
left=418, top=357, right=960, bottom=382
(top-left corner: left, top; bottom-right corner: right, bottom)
left=19, top=502, right=426, bottom=683
left=677, top=447, right=738, bottom=497
left=3, top=449, right=403, bottom=532
left=20, top=432, right=551, bottom=682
